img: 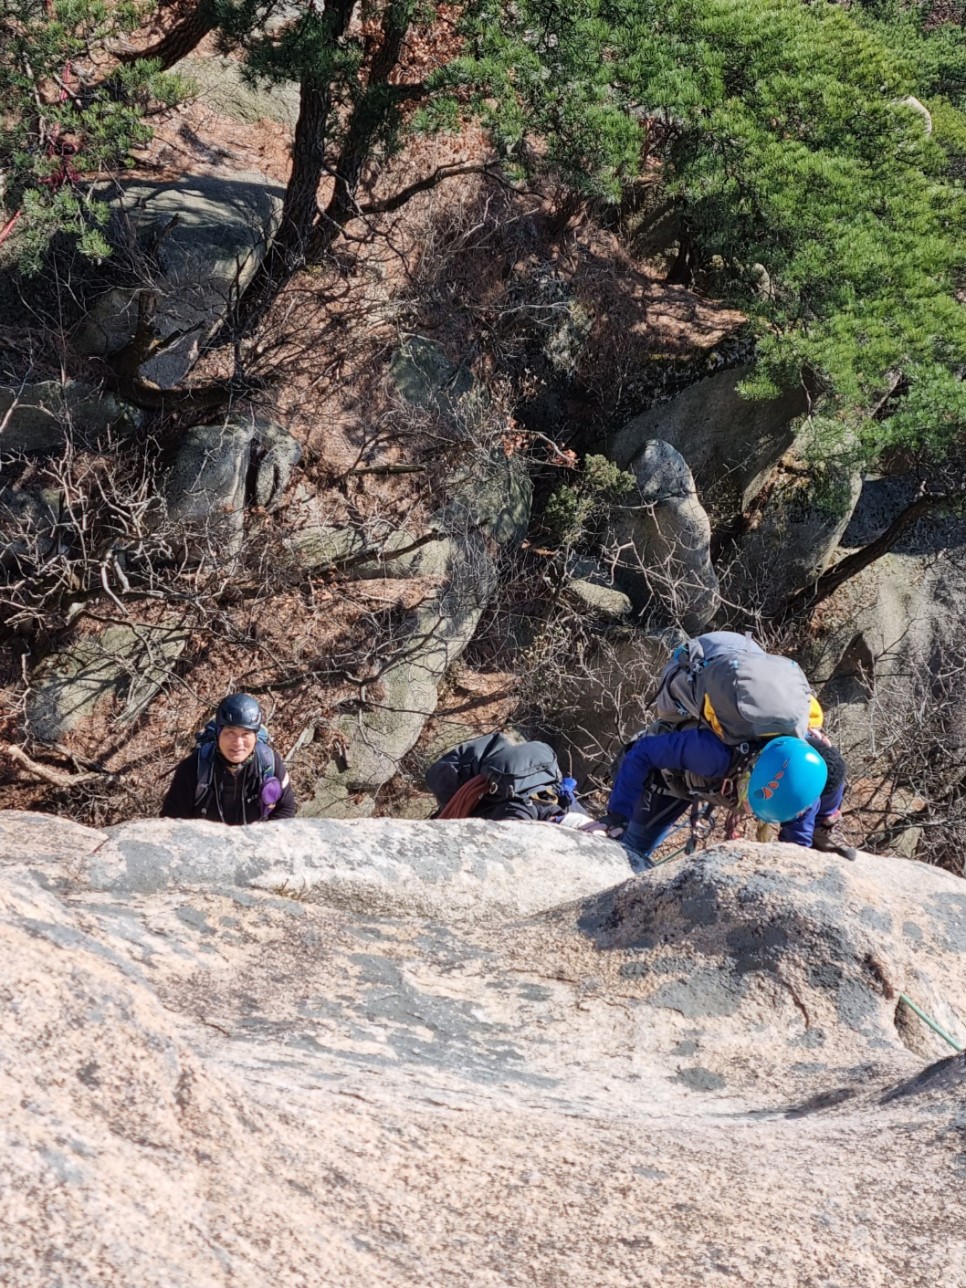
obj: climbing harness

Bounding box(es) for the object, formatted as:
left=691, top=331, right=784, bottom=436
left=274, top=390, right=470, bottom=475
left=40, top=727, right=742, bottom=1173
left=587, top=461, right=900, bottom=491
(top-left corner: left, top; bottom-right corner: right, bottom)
left=648, top=801, right=718, bottom=867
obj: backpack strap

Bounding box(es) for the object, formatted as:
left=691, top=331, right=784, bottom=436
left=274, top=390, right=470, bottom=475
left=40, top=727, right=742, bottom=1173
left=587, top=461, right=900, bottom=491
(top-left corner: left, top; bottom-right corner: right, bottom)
left=716, top=740, right=761, bottom=805
left=253, top=739, right=276, bottom=783
left=194, top=720, right=219, bottom=812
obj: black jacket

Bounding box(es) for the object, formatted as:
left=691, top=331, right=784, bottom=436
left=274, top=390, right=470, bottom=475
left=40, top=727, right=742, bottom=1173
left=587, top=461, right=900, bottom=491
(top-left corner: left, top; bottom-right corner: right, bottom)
left=160, top=747, right=296, bottom=825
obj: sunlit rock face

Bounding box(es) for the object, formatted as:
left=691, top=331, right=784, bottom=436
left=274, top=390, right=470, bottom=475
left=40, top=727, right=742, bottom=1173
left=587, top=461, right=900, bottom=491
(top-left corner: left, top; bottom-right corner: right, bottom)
left=1, top=811, right=964, bottom=1286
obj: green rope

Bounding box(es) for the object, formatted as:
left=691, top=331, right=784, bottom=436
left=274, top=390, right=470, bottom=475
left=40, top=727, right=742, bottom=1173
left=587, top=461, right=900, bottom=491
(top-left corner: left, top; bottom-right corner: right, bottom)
left=899, top=993, right=964, bottom=1053
left=649, top=843, right=689, bottom=867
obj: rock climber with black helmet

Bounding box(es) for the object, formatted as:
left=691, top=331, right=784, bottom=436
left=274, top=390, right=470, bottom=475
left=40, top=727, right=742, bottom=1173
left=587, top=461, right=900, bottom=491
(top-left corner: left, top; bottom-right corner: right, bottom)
left=160, top=693, right=296, bottom=825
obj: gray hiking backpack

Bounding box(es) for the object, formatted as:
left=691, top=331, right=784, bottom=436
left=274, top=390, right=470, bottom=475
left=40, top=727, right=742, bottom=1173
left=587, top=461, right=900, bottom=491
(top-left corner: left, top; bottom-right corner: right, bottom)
left=652, top=631, right=813, bottom=746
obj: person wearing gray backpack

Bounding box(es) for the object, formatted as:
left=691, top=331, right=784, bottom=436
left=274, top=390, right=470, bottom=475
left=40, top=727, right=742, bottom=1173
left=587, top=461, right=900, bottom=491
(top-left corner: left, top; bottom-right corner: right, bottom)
left=595, top=632, right=857, bottom=866
left=598, top=725, right=856, bottom=869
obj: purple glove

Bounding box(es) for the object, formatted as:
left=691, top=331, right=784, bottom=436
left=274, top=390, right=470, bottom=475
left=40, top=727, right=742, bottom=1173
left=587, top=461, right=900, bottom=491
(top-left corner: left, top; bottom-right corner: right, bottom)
left=260, top=776, right=282, bottom=819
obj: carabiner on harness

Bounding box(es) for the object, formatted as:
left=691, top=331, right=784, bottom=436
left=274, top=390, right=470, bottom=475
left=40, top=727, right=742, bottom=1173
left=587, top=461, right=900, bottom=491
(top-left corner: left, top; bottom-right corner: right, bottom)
left=685, top=800, right=716, bottom=855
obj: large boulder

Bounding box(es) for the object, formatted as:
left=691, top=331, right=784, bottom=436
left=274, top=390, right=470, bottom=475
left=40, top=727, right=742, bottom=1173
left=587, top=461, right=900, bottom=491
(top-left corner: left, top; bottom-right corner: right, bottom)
left=563, top=575, right=633, bottom=623
left=25, top=620, right=190, bottom=743
left=0, top=483, right=60, bottom=568
left=609, top=364, right=808, bottom=512
left=283, top=523, right=368, bottom=573
left=304, top=532, right=498, bottom=816
left=303, top=341, right=532, bottom=815
left=0, top=381, right=141, bottom=455
left=801, top=473, right=966, bottom=767
left=1, top=811, right=964, bottom=1287
left=80, top=814, right=629, bottom=919
left=608, top=438, right=719, bottom=632
left=250, top=419, right=302, bottom=509
left=73, top=173, right=285, bottom=387
left=164, top=416, right=300, bottom=555
left=388, top=336, right=473, bottom=417
left=726, top=458, right=863, bottom=613
left=177, top=55, right=300, bottom=129
left=164, top=419, right=253, bottom=556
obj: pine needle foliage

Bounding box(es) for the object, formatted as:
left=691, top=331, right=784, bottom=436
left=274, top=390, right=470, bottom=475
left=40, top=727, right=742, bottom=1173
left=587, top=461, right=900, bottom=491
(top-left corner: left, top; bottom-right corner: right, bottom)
left=543, top=454, right=636, bottom=549
left=447, top=0, right=966, bottom=457
left=652, top=0, right=966, bottom=454
left=0, top=0, right=185, bottom=271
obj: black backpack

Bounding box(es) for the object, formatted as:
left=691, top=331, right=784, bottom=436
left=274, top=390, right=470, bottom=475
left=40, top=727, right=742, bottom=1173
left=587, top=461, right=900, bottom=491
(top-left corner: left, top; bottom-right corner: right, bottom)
left=426, top=733, right=567, bottom=813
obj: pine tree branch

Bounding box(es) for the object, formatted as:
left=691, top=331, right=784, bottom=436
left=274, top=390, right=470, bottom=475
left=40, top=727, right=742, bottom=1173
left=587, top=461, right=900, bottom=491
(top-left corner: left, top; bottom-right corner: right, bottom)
left=358, top=163, right=509, bottom=216
left=116, top=0, right=217, bottom=70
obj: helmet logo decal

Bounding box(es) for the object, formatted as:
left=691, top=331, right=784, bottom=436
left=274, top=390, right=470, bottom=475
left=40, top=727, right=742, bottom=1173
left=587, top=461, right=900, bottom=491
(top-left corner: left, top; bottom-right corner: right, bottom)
left=754, top=757, right=789, bottom=800
left=748, top=737, right=828, bottom=824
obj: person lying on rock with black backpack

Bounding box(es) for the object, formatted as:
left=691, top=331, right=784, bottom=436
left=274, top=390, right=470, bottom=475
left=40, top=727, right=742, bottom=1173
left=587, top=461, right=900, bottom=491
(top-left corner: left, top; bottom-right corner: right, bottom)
left=425, top=732, right=584, bottom=824
left=160, top=693, right=296, bottom=825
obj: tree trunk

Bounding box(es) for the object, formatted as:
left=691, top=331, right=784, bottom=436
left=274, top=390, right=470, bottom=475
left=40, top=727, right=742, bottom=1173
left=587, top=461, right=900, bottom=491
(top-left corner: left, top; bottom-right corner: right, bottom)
left=781, top=490, right=957, bottom=617
left=307, top=1, right=411, bottom=263
left=222, top=79, right=332, bottom=339
left=225, top=0, right=357, bottom=341
left=119, top=0, right=216, bottom=70
left=665, top=226, right=695, bottom=286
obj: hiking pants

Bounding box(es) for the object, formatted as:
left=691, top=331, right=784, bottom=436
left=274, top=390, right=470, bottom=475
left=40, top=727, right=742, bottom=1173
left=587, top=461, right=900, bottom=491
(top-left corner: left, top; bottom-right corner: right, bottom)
left=622, top=778, right=691, bottom=868
left=778, top=779, right=846, bottom=848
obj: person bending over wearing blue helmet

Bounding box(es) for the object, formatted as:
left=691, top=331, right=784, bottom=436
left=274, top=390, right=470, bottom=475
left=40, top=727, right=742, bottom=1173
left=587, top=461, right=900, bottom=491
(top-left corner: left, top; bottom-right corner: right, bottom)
left=598, top=727, right=856, bottom=870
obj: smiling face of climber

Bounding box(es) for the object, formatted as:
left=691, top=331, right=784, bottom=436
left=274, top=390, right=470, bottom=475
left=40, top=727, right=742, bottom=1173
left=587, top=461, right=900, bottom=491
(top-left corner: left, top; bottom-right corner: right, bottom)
left=214, top=692, right=263, bottom=765
left=218, top=726, right=258, bottom=764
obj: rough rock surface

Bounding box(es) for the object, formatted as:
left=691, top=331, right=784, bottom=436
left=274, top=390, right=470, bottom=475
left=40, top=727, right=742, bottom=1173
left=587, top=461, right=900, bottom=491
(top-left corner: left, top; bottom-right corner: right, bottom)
left=728, top=460, right=863, bottom=613
left=0, top=484, right=61, bottom=568
left=163, top=415, right=301, bottom=554
left=2, top=810, right=964, bottom=1287
left=563, top=575, right=633, bottom=621
left=802, top=475, right=966, bottom=768
left=388, top=335, right=474, bottom=416
left=164, top=418, right=253, bottom=555
left=25, top=621, right=190, bottom=743
left=609, top=364, right=808, bottom=511
left=176, top=55, right=300, bottom=129
left=304, top=341, right=532, bottom=816
left=0, top=381, right=141, bottom=454
left=73, top=173, right=284, bottom=386
left=250, top=419, right=302, bottom=509
left=609, top=438, right=719, bottom=631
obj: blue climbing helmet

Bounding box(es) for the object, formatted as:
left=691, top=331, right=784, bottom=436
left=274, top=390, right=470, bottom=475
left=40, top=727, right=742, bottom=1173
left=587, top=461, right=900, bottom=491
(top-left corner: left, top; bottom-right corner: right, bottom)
left=746, top=736, right=828, bottom=824
left=215, top=692, right=263, bottom=732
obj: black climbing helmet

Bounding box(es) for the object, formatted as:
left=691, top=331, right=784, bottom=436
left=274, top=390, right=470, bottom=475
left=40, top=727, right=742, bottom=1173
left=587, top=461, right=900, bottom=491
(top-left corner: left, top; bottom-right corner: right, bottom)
left=215, top=692, right=263, bottom=732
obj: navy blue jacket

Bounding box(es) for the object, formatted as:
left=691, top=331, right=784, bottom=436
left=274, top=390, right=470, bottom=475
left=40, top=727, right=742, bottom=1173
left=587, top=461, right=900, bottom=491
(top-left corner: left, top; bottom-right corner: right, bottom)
left=608, top=727, right=735, bottom=822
